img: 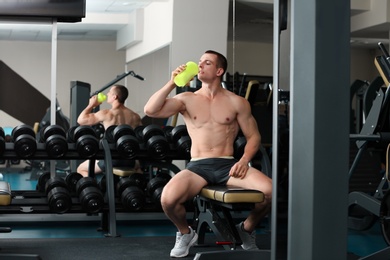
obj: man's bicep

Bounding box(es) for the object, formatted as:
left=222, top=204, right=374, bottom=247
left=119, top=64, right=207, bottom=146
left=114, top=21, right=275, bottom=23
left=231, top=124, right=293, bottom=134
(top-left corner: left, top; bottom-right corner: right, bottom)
left=156, top=97, right=185, bottom=118
left=89, top=111, right=106, bottom=125
left=237, top=101, right=259, bottom=136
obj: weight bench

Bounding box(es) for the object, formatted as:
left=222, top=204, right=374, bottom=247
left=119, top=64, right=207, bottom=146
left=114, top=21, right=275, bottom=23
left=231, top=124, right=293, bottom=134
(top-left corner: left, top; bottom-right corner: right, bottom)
left=193, top=185, right=271, bottom=259
left=193, top=185, right=264, bottom=249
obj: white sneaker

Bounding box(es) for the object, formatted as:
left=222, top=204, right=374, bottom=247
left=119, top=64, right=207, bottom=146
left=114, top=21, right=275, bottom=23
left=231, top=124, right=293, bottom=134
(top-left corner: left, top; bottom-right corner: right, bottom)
left=170, top=226, right=198, bottom=258
left=236, top=222, right=259, bottom=250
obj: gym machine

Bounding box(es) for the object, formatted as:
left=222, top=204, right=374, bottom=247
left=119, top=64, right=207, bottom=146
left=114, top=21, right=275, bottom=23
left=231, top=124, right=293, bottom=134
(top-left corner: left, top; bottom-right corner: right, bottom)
left=224, top=72, right=273, bottom=98
left=348, top=42, right=390, bottom=259
left=90, top=70, right=144, bottom=97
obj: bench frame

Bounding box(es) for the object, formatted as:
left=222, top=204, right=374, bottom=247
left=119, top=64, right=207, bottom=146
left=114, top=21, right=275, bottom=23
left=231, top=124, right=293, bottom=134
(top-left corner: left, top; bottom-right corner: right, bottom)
left=193, top=185, right=264, bottom=250
left=192, top=185, right=272, bottom=259
left=194, top=195, right=255, bottom=250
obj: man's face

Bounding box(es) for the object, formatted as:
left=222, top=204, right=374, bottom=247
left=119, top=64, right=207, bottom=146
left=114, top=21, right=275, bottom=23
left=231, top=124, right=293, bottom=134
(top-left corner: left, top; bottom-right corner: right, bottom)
left=107, top=87, right=117, bottom=103
left=197, top=53, right=219, bottom=82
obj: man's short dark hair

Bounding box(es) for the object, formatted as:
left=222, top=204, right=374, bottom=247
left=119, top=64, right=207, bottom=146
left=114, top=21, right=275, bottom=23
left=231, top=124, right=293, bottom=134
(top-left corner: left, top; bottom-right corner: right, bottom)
left=113, top=85, right=128, bottom=104
left=205, top=50, right=228, bottom=77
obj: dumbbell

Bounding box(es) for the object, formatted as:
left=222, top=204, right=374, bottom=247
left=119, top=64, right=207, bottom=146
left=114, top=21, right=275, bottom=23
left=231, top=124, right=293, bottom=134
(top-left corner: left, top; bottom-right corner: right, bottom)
left=92, top=123, right=105, bottom=139
left=98, top=174, right=120, bottom=194
left=45, top=176, right=72, bottom=213
left=65, top=172, right=83, bottom=193
left=104, top=125, right=117, bottom=143
left=170, top=125, right=191, bottom=156
left=163, top=126, right=174, bottom=141
left=40, top=125, right=68, bottom=158
left=36, top=171, right=61, bottom=192
left=234, top=135, right=246, bottom=159
left=141, top=124, right=170, bottom=159
left=146, top=173, right=171, bottom=205
left=112, top=125, right=140, bottom=159
left=76, top=177, right=104, bottom=213
left=116, top=173, right=147, bottom=211
left=36, top=171, right=51, bottom=192
left=67, top=125, right=99, bottom=158
left=134, top=125, right=145, bottom=141
left=11, top=125, right=37, bottom=158
left=66, top=126, right=77, bottom=142
left=129, top=172, right=147, bottom=190
left=0, top=127, right=5, bottom=156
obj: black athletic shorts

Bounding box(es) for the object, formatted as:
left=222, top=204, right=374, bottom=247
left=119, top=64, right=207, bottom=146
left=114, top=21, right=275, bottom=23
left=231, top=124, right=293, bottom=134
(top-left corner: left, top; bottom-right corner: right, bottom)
left=186, top=157, right=238, bottom=185
left=97, top=159, right=136, bottom=172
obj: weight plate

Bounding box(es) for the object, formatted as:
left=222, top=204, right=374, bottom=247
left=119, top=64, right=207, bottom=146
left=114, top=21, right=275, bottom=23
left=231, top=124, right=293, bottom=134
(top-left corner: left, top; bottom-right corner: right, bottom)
left=113, top=125, right=135, bottom=141
left=142, top=124, right=164, bottom=141
left=12, top=125, right=35, bottom=140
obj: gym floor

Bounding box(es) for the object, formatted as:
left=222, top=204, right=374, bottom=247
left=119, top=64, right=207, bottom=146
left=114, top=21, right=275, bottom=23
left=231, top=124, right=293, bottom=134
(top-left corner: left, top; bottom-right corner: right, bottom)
left=0, top=165, right=388, bottom=259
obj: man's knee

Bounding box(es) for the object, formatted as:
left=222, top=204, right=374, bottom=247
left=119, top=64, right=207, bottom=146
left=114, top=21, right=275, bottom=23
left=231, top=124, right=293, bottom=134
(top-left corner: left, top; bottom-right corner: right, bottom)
left=258, top=188, right=272, bottom=213
left=253, top=182, right=272, bottom=209
left=263, top=185, right=272, bottom=201
left=160, top=192, right=174, bottom=212
left=160, top=185, right=181, bottom=211
left=257, top=178, right=272, bottom=201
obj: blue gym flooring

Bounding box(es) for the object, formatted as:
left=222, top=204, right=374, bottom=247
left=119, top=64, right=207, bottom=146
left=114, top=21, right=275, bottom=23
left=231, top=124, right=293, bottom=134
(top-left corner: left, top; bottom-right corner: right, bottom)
left=0, top=166, right=388, bottom=259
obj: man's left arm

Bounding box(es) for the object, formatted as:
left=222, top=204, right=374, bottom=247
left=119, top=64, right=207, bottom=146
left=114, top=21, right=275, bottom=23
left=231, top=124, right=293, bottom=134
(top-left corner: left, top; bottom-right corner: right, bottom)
left=239, top=117, right=261, bottom=165
left=230, top=99, right=261, bottom=178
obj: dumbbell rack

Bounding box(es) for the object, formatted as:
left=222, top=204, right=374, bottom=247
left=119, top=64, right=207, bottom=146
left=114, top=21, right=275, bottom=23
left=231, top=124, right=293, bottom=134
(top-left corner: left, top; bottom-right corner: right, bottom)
left=0, top=139, right=190, bottom=237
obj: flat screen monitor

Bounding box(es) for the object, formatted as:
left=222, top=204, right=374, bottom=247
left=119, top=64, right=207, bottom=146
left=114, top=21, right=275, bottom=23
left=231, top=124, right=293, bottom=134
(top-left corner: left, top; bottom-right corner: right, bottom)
left=0, top=0, right=86, bottom=23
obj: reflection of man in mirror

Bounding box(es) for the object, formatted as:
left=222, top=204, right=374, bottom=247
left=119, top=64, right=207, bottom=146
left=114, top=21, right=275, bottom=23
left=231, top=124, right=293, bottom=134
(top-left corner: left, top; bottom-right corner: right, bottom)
left=77, top=84, right=142, bottom=177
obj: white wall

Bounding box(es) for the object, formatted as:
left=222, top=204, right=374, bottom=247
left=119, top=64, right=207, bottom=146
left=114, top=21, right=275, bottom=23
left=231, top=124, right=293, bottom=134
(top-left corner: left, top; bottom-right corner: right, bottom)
left=126, top=1, right=173, bottom=62
left=125, top=45, right=170, bottom=117
left=170, top=0, right=229, bottom=71
left=227, top=41, right=273, bottom=76
left=350, top=47, right=380, bottom=83
left=0, top=40, right=125, bottom=127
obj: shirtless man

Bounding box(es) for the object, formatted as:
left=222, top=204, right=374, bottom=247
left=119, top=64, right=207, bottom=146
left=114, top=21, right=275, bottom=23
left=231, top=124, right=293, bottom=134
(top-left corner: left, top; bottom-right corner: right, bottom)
left=144, top=50, right=272, bottom=258
left=77, top=84, right=142, bottom=177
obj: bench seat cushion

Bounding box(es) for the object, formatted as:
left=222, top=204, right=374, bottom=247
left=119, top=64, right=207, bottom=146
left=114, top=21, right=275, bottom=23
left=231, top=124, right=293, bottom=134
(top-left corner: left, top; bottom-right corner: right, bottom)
left=112, top=167, right=135, bottom=177
left=200, top=185, right=264, bottom=203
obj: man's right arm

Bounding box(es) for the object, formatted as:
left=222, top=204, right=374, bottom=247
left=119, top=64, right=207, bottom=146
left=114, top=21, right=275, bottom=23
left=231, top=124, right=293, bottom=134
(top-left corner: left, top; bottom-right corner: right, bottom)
left=77, top=96, right=102, bottom=125
left=144, top=66, right=186, bottom=118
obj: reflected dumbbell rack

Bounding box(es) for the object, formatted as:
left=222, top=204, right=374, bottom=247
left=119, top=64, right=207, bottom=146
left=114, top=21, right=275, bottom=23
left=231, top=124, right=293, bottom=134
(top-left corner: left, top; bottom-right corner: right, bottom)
left=0, top=124, right=191, bottom=238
